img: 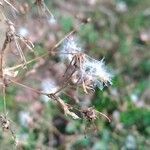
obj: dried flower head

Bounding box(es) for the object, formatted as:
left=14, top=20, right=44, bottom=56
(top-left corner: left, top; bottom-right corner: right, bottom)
left=81, top=107, right=111, bottom=122
left=72, top=56, right=113, bottom=92
left=60, top=35, right=112, bottom=93
left=83, top=57, right=112, bottom=89
left=0, top=115, right=10, bottom=131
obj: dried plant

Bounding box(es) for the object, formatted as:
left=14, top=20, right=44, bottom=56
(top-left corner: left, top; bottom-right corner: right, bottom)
left=0, top=0, right=114, bottom=146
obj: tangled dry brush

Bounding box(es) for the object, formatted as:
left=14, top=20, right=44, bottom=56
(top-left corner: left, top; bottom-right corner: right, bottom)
left=0, top=0, right=113, bottom=145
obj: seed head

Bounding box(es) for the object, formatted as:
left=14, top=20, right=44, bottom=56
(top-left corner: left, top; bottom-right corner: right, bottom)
left=60, top=36, right=83, bottom=61
left=78, top=56, right=113, bottom=90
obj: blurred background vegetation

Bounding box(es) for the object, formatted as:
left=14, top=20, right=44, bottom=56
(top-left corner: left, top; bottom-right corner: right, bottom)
left=0, top=0, right=150, bottom=149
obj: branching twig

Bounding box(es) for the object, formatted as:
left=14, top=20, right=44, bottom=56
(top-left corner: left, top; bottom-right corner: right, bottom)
left=6, top=29, right=77, bottom=72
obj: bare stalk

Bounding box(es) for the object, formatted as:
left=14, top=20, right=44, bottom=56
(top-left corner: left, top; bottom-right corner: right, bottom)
left=3, top=0, right=18, bottom=13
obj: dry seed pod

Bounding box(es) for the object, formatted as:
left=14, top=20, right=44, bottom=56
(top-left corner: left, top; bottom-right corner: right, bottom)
left=81, top=107, right=111, bottom=122
left=0, top=115, right=10, bottom=131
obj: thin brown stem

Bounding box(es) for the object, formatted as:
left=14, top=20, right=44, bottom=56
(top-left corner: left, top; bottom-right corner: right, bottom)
left=4, top=0, right=19, bottom=13
left=0, top=33, right=9, bottom=116
left=63, top=55, right=75, bottom=77
left=2, top=84, right=7, bottom=116
left=14, top=37, right=27, bottom=65
left=9, top=79, right=44, bottom=95
left=54, top=67, right=76, bottom=95
left=98, top=112, right=111, bottom=122
left=0, top=36, right=9, bottom=78
left=51, top=29, right=76, bottom=51
left=7, top=29, right=77, bottom=71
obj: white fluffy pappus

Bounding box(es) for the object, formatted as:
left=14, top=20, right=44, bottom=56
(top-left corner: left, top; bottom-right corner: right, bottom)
left=59, top=36, right=83, bottom=61
left=59, top=35, right=113, bottom=91
left=81, top=56, right=113, bottom=90
left=41, top=78, right=58, bottom=102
